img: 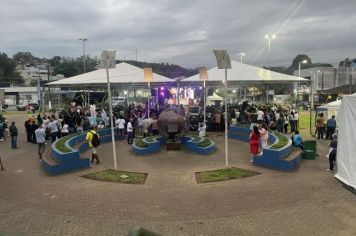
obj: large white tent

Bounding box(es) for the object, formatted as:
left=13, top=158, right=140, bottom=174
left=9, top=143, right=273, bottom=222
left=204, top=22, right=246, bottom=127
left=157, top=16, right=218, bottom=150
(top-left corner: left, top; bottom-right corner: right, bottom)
left=316, top=99, right=342, bottom=122
left=180, top=60, right=308, bottom=86
left=335, top=93, right=356, bottom=190
left=47, top=62, right=174, bottom=88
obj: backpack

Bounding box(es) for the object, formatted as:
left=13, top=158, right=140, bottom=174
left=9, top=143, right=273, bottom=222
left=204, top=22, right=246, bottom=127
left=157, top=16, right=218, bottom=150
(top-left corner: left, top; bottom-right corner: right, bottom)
left=90, top=131, right=100, bottom=147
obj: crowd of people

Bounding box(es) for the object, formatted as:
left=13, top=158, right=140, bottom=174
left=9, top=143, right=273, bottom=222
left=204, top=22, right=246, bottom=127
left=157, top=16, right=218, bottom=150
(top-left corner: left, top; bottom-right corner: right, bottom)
left=0, top=99, right=338, bottom=171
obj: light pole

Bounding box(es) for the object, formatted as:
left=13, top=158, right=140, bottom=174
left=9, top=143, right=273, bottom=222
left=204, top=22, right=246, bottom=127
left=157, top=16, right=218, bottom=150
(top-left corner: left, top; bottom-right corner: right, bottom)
left=265, top=34, right=276, bottom=70
left=78, top=38, right=87, bottom=73
left=237, top=52, right=246, bottom=63
left=144, top=68, right=153, bottom=118
left=199, top=67, right=208, bottom=129
left=100, top=50, right=117, bottom=170
left=297, top=59, right=308, bottom=101
left=213, top=50, right=231, bottom=167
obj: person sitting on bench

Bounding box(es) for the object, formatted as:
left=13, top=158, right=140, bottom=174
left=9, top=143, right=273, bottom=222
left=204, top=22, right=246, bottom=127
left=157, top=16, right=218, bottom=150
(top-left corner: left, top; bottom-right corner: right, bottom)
left=292, top=130, right=304, bottom=150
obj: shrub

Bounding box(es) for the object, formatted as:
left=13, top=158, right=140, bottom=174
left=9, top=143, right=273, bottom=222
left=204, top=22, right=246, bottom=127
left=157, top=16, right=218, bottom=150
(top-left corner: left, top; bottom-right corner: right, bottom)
left=145, top=135, right=159, bottom=142
left=135, top=138, right=148, bottom=148
left=270, top=132, right=289, bottom=150
left=198, top=138, right=211, bottom=147
left=55, top=134, right=76, bottom=153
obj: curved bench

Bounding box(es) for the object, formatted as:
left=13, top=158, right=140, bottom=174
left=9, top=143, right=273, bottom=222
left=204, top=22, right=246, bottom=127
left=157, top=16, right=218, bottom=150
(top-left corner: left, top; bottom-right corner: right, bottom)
left=42, top=128, right=120, bottom=175
left=228, top=126, right=301, bottom=172
left=132, top=135, right=216, bottom=155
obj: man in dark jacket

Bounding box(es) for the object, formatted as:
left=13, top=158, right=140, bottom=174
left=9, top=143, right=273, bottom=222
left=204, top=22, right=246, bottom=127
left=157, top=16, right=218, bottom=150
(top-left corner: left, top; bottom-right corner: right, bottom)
left=9, top=121, right=18, bottom=149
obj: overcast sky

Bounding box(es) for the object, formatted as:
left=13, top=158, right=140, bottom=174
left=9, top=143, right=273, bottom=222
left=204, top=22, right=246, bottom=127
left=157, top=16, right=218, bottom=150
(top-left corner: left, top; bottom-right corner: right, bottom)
left=1, top=0, right=356, bottom=68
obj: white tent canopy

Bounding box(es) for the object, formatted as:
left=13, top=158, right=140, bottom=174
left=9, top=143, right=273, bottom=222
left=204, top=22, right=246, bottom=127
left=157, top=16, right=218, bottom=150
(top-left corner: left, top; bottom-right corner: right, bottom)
left=316, top=99, right=342, bottom=122
left=180, top=60, right=308, bottom=86
left=335, top=93, right=356, bottom=189
left=47, top=62, right=174, bottom=87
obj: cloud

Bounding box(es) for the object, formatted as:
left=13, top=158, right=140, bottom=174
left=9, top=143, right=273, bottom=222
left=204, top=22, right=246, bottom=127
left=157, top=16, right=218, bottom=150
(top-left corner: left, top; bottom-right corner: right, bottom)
left=1, top=0, right=356, bottom=68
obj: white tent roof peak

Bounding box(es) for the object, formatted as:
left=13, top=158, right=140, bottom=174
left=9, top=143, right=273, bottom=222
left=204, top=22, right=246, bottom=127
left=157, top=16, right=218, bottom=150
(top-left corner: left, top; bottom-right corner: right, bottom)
left=182, top=60, right=307, bottom=83
left=47, top=62, right=173, bottom=86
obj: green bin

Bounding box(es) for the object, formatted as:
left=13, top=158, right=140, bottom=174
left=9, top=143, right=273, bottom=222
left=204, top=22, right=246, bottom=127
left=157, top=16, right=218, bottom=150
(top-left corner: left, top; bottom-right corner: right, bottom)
left=303, top=140, right=317, bottom=160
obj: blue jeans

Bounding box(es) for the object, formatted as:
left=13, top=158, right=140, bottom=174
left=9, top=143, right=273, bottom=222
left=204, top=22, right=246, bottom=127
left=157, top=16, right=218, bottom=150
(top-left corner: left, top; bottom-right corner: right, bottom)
left=0, top=128, right=4, bottom=139
left=127, top=132, right=133, bottom=144
left=51, top=132, right=57, bottom=143
left=317, top=127, right=324, bottom=140
left=11, top=136, right=17, bottom=148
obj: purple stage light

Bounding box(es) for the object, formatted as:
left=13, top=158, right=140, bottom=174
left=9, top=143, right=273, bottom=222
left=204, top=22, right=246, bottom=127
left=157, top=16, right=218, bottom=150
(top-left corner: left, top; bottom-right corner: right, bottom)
left=160, top=92, right=164, bottom=96
left=160, top=87, right=164, bottom=90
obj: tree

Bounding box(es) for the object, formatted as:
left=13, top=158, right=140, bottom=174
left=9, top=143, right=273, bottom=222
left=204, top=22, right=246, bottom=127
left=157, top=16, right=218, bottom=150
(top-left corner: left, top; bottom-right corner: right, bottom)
left=339, top=58, right=352, bottom=67
left=0, top=52, right=24, bottom=85
left=13, top=52, right=37, bottom=65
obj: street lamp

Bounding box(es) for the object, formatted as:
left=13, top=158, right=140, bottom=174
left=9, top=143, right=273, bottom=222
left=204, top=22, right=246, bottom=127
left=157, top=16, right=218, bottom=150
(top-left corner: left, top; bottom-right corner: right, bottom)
left=237, top=52, right=246, bottom=63
left=199, top=67, right=208, bottom=130
left=296, top=59, right=308, bottom=101
left=298, top=60, right=308, bottom=77
left=144, top=68, right=153, bottom=118
left=99, top=50, right=117, bottom=170
left=265, top=34, right=276, bottom=70
left=213, top=50, right=231, bottom=167
left=78, top=38, right=87, bottom=73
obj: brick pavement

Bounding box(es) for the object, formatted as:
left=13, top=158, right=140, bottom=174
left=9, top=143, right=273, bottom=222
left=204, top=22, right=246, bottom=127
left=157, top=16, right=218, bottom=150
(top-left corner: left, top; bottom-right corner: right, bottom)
left=0, top=113, right=356, bottom=235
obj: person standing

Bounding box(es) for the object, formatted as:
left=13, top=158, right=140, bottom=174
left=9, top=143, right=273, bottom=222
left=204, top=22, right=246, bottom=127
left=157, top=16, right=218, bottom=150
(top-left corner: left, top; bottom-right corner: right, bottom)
left=214, top=111, right=221, bottom=132
left=115, top=116, right=126, bottom=141
left=24, top=118, right=32, bottom=142
left=249, top=125, right=260, bottom=163
left=137, top=114, right=144, bottom=136
left=48, top=118, right=58, bottom=143
left=277, top=114, right=285, bottom=133
left=259, top=122, right=269, bottom=155
left=151, top=116, right=158, bottom=136
left=61, top=123, right=69, bottom=136
left=142, top=116, right=151, bottom=138
left=9, top=121, right=18, bottom=149
left=35, top=124, right=46, bottom=160
left=0, top=117, right=4, bottom=141
left=316, top=113, right=325, bottom=140
left=86, top=126, right=100, bottom=164
left=327, top=134, right=338, bottom=172
left=326, top=115, right=337, bottom=140
left=284, top=113, right=289, bottom=134
left=127, top=118, right=134, bottom=144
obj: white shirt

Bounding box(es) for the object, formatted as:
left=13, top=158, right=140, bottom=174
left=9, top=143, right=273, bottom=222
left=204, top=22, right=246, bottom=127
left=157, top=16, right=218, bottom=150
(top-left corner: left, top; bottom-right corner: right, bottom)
left=198, top=125, right=206, bottom=138
left=116, top=118, right=126, bottom=129
left=138, top=117, right=144, bottom=127
left=62, top=124, right=69, bottom=133
left=257, top=110, right=264, bottom=120
left=127, top=122, right=133, bottom=133
left=48, top=121, right=58, bottom=133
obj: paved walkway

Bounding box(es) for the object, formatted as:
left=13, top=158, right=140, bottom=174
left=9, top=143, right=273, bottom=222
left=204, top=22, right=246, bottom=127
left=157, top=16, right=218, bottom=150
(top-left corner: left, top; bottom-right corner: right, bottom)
left=0, top=114, right=355, bottom=235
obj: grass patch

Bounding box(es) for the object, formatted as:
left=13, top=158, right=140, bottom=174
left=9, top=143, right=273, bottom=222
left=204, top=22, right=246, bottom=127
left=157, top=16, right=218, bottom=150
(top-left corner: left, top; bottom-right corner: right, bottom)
left=196, top=167, right=260, bottom=183
left=298, top=111, right=315, bottom=139
left=269, top=132, right=289, bottom=150
left=83, top=169, right=147, bottom=184
left=135, top=138, right=148, bottom=148
left=198, top=138, right=212, bottom=147
left=145, top=135, right=159, bottom=142
left=55, top=133, right=76, bottom=153
left=190, top=135, right=202, bottom=142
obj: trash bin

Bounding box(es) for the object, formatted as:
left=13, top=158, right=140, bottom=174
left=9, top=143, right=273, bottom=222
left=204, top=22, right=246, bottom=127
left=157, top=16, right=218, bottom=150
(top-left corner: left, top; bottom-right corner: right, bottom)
left=303, top=140, right=317, bottom=160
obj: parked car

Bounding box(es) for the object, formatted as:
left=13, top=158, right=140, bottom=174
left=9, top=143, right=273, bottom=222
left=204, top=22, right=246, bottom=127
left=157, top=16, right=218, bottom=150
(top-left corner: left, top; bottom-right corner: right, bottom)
left=1, top=103, right=8, bottom=109
left=297, top=101, right=310, bottom=110
left=16, top=102, right=39, bottom=111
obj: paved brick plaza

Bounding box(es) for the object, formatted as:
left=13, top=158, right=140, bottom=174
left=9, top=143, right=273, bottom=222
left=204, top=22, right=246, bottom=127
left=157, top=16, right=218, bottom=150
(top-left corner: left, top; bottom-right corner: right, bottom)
left=0, top=114, right=355, bottom=235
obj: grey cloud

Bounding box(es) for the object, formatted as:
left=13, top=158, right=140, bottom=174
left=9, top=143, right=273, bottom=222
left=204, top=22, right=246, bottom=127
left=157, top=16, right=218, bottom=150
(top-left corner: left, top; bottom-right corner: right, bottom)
left=1, top=0, right=356, bottom=69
